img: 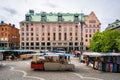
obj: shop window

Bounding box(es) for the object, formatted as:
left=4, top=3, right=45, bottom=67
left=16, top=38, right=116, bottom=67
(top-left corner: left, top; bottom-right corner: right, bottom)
left=36, top=42, right=39, bottom=46
left=22, top=42, right=24, bottom=46
left=26, top=43, right=29, bottom=46
left=31, top=42, right=34, bottom=46
left=41, top=42, right=45, bottom=46
left=47, top=42, right=51, bottom=46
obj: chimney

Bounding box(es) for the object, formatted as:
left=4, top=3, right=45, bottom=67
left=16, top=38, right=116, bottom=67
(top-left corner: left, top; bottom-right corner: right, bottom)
left=12, top=24, right=15, bottom=27
left=9, top=23, right=11, bottom=26
left=1, top=21, right=4, bottom=24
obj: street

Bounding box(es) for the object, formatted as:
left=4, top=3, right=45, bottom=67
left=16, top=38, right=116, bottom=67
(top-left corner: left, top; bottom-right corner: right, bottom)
left=0, top=57, right=120, bottom=80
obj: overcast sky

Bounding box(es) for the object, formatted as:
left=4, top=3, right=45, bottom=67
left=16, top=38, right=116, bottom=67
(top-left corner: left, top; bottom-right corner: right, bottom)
left=0, top=0, right=120, bottom=31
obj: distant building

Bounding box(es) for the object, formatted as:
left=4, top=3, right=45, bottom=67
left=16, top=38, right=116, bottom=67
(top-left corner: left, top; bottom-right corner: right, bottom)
left=105, top=19, right=120, bottom=31
left=0, top=21, right=20, bottom=50
left=20, top=10, right=101, bottom=51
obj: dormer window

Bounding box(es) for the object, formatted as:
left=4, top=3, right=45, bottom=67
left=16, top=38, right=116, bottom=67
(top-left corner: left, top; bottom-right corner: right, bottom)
left=58, top=13, right=62, bottom=22
left=41, top=12, right=46, bottom=22
left=74, top=16, right=79, bottom=22
left=41, top=16, right=46, bottom=22
left=25, top=14, right=31, bottom=21
left=58, top=16, right=62, bottom=22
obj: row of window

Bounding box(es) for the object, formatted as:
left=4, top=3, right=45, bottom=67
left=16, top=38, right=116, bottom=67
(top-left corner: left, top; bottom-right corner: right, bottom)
left=21, top=26, right=99, bottom=32
left=0, top=27, right=8, bottom=31
left=21, top=42, right=80, bottom=46
left=86, top=25, right=99, bottom=27
left=85, top=34, right=92, bottom=38
left=0, top=27, right=16, bottom=31
left=22, top=23, right=78, bottom=27
left=21, top=27, right=79, bottom=31
left=85, top=39, right=91, bottom=42
left=21, top=37, right=78, bottom=41
left=21, top=32, right=78, bottom=36
left=21, top=47, right=80, bottom=50
left=0, top=33, right=17, bottom=38
left=0, top=33, right=8, bottom=36
left=22, top=23, right=99, bottom=28
left=86, top=29, right=99, bottom=33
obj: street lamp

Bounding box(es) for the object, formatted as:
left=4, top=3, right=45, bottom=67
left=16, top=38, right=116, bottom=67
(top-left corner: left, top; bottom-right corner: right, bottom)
left=79, top=13, right=84, bottom=57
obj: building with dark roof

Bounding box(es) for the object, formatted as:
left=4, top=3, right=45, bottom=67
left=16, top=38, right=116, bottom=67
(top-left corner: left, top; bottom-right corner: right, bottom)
left=20, top=10, right=101, bottom=51
left=105, top=20, right=120, bottom=31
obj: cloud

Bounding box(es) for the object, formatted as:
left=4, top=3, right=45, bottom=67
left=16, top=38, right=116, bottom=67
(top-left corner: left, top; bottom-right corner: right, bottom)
left=46, top=0, right=58, bottom=8
left=0, top=6, right=18, bottom=15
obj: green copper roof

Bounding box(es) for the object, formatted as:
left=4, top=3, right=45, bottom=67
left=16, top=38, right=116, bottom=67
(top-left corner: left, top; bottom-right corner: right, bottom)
left=106, top=20, right=120, bottom=30
left=22, top=10, right=87, bottom=22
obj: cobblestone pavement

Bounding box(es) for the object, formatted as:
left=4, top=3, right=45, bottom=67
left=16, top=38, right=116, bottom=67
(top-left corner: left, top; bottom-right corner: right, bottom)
left=0, top=57, right=120, bottom=80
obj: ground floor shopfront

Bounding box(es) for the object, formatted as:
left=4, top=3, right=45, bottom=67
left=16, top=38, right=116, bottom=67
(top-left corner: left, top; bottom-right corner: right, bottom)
left=20, top=42, right=88, bottom=52
left=0, top=42, right=19, bottom=50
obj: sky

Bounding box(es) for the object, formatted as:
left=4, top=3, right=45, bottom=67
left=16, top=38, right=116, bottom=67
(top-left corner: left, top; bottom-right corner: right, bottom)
left=0, top=0, right=120, bottom=31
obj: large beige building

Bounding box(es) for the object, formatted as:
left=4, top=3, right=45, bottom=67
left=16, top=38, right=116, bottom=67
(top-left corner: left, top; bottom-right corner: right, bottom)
left=20, top=10, right=100, bottom=51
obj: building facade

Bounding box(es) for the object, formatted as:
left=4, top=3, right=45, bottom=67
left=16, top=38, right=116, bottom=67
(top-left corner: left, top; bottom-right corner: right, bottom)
left=0, top=21, right=20, bottom=50
left=105, top=19, right=120, bottom=31
left=20, top=10, right=100, bottom=51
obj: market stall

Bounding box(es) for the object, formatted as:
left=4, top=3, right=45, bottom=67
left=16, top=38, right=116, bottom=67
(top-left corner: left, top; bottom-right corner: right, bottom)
left=83, top=52, right=120, bottom=73
left=30, top=52, right=75, bottom=71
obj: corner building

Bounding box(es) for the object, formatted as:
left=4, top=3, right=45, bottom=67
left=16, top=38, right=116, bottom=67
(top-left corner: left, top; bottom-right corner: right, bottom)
left=0, top=21, right=20, bottom=50
left=20, top=10, right=101, bottom=51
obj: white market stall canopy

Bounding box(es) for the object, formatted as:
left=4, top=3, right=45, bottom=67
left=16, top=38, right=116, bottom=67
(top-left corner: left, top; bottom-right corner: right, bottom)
left=0, top=50, right=35, bottom=53
left=83, top=52, right=120, bottom=57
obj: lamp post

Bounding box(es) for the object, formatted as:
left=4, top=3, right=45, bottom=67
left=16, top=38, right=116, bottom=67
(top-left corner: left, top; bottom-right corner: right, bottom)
left=79, top=13, right=84, bottom=58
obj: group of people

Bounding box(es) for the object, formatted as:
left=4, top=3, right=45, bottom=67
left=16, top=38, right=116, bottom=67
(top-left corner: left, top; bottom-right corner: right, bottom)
left=6, top=54, right=17, bottom=60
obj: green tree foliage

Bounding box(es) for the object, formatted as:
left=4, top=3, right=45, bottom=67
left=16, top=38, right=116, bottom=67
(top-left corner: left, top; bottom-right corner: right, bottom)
left=89, top=30, right=120, bottom=52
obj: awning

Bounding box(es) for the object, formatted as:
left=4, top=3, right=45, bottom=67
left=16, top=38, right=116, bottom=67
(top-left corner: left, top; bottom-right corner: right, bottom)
left=83, top=52, right=120, bottom=57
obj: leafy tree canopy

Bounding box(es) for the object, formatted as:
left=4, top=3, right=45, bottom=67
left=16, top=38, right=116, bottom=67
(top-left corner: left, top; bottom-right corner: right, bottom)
left=89, top=30, right=120, bottom=53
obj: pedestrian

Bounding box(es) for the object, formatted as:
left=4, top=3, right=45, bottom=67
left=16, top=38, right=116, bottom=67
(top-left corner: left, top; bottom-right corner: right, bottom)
left=11, top=54, right=15, bottom=60
left=86, top=56, right=89, bottom=66
left=68, top=56, right=70, bottom=61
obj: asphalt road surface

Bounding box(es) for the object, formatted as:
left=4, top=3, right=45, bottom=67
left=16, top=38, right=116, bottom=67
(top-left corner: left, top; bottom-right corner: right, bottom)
left=0, top=57, right=120, bottom=80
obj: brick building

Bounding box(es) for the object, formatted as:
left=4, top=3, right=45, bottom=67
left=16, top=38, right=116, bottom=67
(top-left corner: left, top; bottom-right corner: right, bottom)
left=0, top=21, right=20, bottom=50
left=20, top=10, right=100, bottom=51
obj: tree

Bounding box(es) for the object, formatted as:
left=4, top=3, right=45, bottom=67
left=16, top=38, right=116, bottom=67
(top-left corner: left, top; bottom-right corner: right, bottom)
left=89, top=30, right=120, bottom=52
